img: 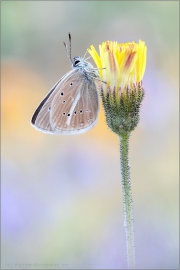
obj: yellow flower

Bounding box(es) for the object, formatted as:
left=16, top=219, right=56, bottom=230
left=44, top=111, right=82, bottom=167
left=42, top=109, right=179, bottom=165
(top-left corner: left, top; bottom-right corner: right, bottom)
left=89, top=40, right=147, bottom=268
left=88, top=40, right=147, bottom=95
left=88, top=40, right=147, bottom=137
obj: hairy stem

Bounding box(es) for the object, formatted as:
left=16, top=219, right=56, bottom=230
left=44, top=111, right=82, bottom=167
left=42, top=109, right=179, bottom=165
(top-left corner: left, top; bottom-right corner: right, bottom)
left=119, top=134, right=135, bottom=269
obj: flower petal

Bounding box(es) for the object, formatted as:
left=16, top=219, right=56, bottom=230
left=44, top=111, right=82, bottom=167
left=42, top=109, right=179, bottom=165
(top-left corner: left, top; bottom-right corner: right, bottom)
left=88, top=39, right=147, bottom=93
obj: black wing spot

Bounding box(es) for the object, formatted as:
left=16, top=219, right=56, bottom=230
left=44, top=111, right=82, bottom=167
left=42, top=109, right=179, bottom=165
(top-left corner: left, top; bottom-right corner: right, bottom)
left=67, top=113, right=70, bottom=117
left=70, top=82, right=73, bottom=86
left=62, top=100, right=66, bottom=104
left=48, top=107, right=51, bottom=111
left=80, top=110, right=83, bottom=114
left=74, top=111, right=77, bottom=115
left=61, top=92, right=64, bottom=96
left=62, top=112, right=66, bottom=116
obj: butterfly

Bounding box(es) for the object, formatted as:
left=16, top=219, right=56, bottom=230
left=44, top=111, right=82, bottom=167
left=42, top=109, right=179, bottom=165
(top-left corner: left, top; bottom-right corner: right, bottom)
left=31, top=33, right=102, bottom=135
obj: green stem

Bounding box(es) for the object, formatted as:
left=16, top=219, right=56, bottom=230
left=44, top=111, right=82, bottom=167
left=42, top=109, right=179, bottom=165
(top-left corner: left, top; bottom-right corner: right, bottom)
left=119, top=134, right=135, bottom=269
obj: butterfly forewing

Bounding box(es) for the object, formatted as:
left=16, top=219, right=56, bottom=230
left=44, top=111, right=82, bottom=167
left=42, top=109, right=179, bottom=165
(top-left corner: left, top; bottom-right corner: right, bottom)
left=68, top=79, right=99, bottom=132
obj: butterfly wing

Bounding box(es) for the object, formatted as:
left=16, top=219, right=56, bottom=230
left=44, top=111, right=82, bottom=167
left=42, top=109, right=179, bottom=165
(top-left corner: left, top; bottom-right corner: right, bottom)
left=31, top=69, right=99, bottom=134
left=50, top=71, right=99, bottom=134
left=31, top=71, right=75, bottom=133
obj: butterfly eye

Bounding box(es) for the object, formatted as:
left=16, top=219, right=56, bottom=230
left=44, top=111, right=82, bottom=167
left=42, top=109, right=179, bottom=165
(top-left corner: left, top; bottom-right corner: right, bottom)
left=74, top=60, right=80, bottom=66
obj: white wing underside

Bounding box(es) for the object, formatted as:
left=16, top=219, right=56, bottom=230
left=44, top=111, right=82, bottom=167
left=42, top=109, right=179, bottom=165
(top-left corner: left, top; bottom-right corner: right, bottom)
left=31, top=69, right=99, bottom=134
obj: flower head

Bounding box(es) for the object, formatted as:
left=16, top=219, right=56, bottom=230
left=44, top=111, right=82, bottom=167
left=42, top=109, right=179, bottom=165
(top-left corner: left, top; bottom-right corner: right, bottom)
left=88, top=40, right=146, bottom=92
left=88, top=40, right=147, bottom=137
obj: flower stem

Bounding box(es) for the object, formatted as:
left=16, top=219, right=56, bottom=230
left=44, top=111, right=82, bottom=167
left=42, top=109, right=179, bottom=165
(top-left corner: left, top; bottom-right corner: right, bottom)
left=119, top=134, right=135, bottom=269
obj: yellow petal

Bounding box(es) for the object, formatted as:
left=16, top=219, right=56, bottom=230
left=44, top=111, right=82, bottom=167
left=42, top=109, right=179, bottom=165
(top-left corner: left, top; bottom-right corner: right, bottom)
left=88, top=39, right=147, bottom=94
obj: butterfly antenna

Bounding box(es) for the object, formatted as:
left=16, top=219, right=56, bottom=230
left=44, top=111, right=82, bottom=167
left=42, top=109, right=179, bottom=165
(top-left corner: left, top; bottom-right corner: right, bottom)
left=63, top=33, right=72, bottom=64
left=68, top=32, right=72, bottom=62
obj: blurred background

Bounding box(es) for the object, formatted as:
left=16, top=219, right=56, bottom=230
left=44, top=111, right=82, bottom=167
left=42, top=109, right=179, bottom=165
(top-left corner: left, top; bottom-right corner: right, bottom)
left=1, top=1, right=179, bottom=269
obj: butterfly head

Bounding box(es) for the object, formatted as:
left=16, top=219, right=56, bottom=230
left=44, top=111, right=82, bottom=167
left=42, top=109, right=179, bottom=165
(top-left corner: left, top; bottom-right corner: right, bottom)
left=72, top=56, right=80, bottom=66
left=72, top=56, right=99, bottom=81
left=72, top=56, right=89, bottom=68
